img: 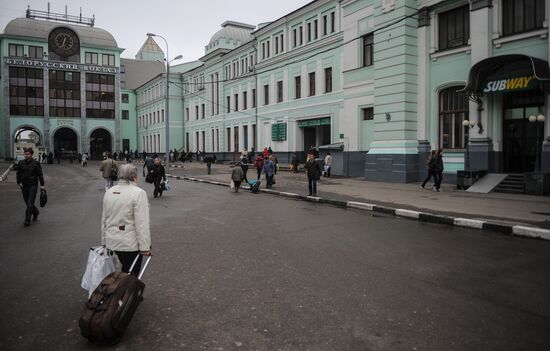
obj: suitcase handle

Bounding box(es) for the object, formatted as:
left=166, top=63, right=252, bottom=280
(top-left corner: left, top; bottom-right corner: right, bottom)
left=129, top=254, right=152, bottom=280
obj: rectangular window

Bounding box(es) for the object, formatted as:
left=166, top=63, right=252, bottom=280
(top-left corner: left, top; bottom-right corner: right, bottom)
left=277, top=81, right=283, bottom=103
left=275, top=36, right=279, bottom=54
left=102, top=54, right=115, bottom=66
left=85, top=52, right=98, bottom=65
left=8, top=44, right=24, bottom=57
left=243, top=125, right=248, bottom=150
left=503, top=0, right=545, bottom=36
left=324, top=67, right=332, bottom=93
left=307, top=22, right=312, bottom=42
left=122, top=110, right=129, bottom=120
left=252, top=88, right=257, bottom=108
left=266, top=41, right=270, bottom=58
left=362, top=34, right=374, bottom=67
left=85, top=73, right=114, bottom=118
left=362, top=107, right=374, bottom=120
left=227, top=96, right=231, bottom=113
left=243, top=91, right=248, bottom=110
left=162, top=109, right=164, bottom=123
left=234, top=126, right=239, bottom=152
left=280, top=34, right=284, bottom=52
left=201, top=104, right=205, bottom=118
left=195, top=105, right=199, bottom=120
left=299, top=26, right=303, bottom=45
left=438, top=5, right=470, bottom=51
left=121, top=93, right=129, bottom=103
left=186, top=107, right=190, bottom=121
left=234, top=93, right=239, bottom=111
left=331, top=11, right=336, bottom=33
left=51, top=69, right=82, bottom=117
left=314, top=19, right=318, bottom=39
left=252, top=124, right=257, bottom=149
left=295, top=76, right=301, bottom=99
left=28, top=46, right=43, bottom=59
left=120, top=65, right=126, bottom=73
left=308, top=72, right=316, bottom=96
left=264, top=85, right=270, bottom=105
left=293, top=29, right=297, bottom=48
left=8, top=67, right=44, bottom=116
left=227, top=128, right=231, bottom=151
left=323, top=15, right=328, bottom=36
left=439, top=86, right=469, bottom=149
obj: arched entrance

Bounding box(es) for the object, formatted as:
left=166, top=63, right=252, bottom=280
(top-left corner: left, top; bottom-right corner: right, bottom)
left=53, top=127, right=78, bottom=158
left=90, top=128, right=112, bottom=160
left=14, top=126, right=42, bottom=146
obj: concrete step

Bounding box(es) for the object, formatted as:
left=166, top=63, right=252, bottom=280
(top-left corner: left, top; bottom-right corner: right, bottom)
left=494, top=174, right=526, bottom=194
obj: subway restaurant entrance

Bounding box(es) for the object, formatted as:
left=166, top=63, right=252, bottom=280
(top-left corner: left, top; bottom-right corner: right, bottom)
left=502, top=90, right=545, bottom=173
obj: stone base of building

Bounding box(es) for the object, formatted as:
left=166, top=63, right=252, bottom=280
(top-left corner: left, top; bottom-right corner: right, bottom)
left=364, top=153, right=420, bottom=183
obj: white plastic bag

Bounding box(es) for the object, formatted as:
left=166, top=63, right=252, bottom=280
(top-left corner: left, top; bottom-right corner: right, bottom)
left=230, top=180, right=235, bottom=189
left=164, top=180, right=171, bottom=191
left=81, top=246, right=120, bottom=297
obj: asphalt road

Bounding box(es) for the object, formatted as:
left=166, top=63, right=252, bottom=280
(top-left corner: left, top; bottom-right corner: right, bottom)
left=0, top=162, right=549, bottom=351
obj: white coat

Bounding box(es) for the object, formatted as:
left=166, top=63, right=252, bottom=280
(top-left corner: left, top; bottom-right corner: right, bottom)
left=101, top=181, right=151, bottom=252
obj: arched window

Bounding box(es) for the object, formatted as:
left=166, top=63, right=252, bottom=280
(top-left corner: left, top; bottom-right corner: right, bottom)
left=439, top=86, right=469, bottom=149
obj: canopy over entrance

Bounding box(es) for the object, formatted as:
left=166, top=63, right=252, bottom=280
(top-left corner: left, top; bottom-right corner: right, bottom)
left=464, top=55, right=550, bottom=98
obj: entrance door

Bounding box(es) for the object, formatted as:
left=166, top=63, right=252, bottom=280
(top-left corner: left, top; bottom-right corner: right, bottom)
left=53, top=128, right=78, bottom=158
left=502, top=90, right=545, bottom=173
left=89, top=129, right=112, bottom=160
left=303, top=127, right=316, bottom=153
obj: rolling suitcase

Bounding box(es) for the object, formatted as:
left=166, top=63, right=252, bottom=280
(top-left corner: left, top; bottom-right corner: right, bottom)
left=79, top=255, right=151, bottom=344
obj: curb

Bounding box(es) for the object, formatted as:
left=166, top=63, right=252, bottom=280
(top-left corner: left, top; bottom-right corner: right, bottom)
left=0, top=164, right=13, bottom=182
left=166, top=173, right=550, bottom=241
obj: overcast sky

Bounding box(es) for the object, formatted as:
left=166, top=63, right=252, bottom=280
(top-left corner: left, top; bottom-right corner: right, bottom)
left=0, top=0, right=312, bottom=62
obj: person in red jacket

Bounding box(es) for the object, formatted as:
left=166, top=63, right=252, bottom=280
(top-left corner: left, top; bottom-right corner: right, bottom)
left=254, top=155, right=264, bottom=180
left=263, top=147, right=268, bottom=158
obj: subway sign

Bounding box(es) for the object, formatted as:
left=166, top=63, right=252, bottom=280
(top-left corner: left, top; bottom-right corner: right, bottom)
left=483, top=75, right=536, bottom=93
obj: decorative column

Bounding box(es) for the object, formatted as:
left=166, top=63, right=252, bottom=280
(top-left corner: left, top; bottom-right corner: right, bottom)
left=468, top=0, right=493, bottom=171
left=416, top=7, right=431, bottom=181
left=80, top=71, right=87, bottom=153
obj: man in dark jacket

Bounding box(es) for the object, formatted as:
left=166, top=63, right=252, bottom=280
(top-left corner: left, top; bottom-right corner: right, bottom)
left=204, top=154, right=213, bottom=174
left=151, top=158, right=166, bottom=198
left=16, top=148, right=45, bottom=226
left=433, top=148, right=444, bottom=192
left=304, top=153, right=321, bottom=196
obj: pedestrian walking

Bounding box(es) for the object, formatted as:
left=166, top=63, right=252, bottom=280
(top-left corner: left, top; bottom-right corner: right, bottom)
left=304, top=153, right=321, bottom=196
left=269, top=153, right=279, bottom=174
left=16, top=148, right=45, bottom=226
left=151, top=158, right=166, bottom=198
left=421, top=150, right=436, bottom=189
left=433, top=149, right=444, bottom=192
left=100, top=153, right=118, bottom=191
left=240, top=154, right=249, bottom=182
left=204, top=154, right=213, bottom=174
left=231, top=165, right=244, bottom=192
left=169, top=150, right=174, bottom=163
left=262, top=156, right=275, bottom=188
left=254, top=155, right=264, bottom=180
left=323, top=152, right=332, bottom=177
left=101, top=164, right=151, bottom=276
left=291, top=153, right=299, bottom=173
left=142, top=150, right=147, bottom=161
left=81, top=152, right=89, bottom=167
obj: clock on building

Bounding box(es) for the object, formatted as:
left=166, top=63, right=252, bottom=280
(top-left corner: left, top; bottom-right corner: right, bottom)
left=48, top=27, right=80, bottom=57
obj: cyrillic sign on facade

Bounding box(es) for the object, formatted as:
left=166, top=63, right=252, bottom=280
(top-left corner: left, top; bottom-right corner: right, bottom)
left=5, top=58, right=118, bottom=74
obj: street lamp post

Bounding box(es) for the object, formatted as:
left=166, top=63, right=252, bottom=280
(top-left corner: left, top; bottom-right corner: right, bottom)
left=146, top=33, right=182, bottom=164
left=528, top=114, right=546, bottom=173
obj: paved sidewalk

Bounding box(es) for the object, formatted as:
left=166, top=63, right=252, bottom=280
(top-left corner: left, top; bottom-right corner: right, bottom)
left=166, top=161, right=550, bottom=229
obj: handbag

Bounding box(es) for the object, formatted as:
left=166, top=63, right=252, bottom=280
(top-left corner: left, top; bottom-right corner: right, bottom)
left=39, top=189, right=47, bottom=207
left=163, top=180, right=171, bottom=191
left=109, top=160, right=118, bottom=181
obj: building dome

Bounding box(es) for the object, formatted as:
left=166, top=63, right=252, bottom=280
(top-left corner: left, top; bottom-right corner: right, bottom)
left=205, top=21, right=255, bottom=55
left=3, top=17, right=119, bottom=49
